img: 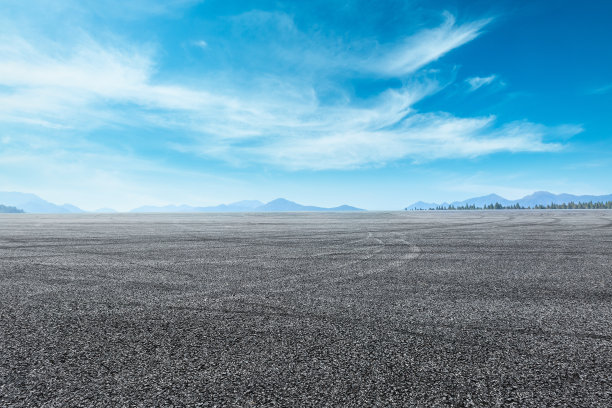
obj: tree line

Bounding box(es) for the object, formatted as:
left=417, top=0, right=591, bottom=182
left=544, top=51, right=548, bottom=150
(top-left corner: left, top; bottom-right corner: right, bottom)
left=0, top=204, right=24, bottom=213
left=407, top=201, right=612, bottom=210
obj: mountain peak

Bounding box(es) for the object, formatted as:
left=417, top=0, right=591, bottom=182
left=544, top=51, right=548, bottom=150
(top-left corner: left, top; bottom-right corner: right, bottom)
left=524, top=191, right=555, bottom=197
left=268, top=198, right=293, bottom=204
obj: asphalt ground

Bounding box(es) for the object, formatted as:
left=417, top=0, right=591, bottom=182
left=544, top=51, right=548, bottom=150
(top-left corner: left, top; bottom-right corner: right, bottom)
left=1, top=211, right=611, bottom=407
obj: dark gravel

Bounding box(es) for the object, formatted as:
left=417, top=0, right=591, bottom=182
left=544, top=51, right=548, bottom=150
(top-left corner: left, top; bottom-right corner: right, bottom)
left=1, top=211, right=611, bottom=406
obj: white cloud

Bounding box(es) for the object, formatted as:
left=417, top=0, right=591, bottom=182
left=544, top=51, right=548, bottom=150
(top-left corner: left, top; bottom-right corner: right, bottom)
left=0, top=12, right=574, bottom=173
left=466, top=74, right=497, bottom=91
left=0, top=35, right=264, bottom=130
left=223, top=10, right=491, bottom=79
left=590, top=83, right=612, bottom=95
left=240, top=116, right=564, bottom=170
left=193, top=40, right=208, bottom=49
left=372, top=13, right=491, bottom=77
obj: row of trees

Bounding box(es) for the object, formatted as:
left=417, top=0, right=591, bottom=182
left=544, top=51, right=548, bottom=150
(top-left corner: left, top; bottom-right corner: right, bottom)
left=431, top=203, right=519, bottom=210
left=413, top=201, right=612, bottom=210
left=532, top=201, right=612, bottom=209
left=0, top=204, right=24, bottom=213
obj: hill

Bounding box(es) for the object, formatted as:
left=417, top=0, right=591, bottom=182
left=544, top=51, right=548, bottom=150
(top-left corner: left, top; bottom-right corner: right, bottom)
left=131, top=200, right=265, bottom=213
left=255, top=198, right=363, bottom=212
left=0, top=192, right=84, bottom=213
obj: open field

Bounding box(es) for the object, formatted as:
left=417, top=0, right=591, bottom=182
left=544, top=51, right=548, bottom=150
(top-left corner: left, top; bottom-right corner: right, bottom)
left=1, top=211, right=611, bottom=406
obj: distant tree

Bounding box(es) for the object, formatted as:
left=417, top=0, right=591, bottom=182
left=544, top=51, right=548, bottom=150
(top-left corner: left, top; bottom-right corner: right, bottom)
left=0, top=204, right=24, bottom=213
left=423, top=200, right=612, bottom=211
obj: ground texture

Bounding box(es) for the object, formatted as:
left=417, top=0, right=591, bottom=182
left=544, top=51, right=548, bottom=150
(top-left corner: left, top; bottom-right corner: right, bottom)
left=1, top=211, right=611, bottom=407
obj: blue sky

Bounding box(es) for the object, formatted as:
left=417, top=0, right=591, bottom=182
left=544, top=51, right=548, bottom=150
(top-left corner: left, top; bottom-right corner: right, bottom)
left=0, top=0, right=610, bottom=210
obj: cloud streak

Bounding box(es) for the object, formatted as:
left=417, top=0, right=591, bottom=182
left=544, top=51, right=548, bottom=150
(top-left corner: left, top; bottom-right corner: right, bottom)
left=372, top=13, right=491, bottom=77
left=590, top=83, right=612, bottom=95
left=465, top=75, right=498, bottom=91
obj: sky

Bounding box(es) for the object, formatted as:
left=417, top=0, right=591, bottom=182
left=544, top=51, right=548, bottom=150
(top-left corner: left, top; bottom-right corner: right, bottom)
left=0, top=0, right=611, bottom=211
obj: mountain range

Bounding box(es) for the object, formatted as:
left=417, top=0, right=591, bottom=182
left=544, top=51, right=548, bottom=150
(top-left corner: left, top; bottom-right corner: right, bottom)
left=0, top=192, right=86, bottom=213
left=131, top=198, right=363, bottom=213
left=0, top=192, right=364, bottom=213
left=406, top=191, right=612, bottom=210
left=4, top=190, right=611, bottom=213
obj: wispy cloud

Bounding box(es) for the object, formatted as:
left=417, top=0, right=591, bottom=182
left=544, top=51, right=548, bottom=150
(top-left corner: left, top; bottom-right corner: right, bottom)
left=234, top=116, right=567, bottom=170
left=193, top=40, right=208, bottom=49
left=0, top=7, right=574, bottom=175
left=465, top=74, right=498, bottom=91
left=590, top=83, right=612, bottom=95
left=0, top=34, right=261, bottom=130
left=371, top=13, right=491, bottom=77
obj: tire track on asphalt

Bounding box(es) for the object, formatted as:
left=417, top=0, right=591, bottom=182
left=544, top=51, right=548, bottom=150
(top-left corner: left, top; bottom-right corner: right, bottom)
left=313, top=231, right=421, bottom=286
left=234, top=232, right=387, bottom=291
left=310, top=232, right=381, bottom=257
left=25, top=249, right=199, bottom=283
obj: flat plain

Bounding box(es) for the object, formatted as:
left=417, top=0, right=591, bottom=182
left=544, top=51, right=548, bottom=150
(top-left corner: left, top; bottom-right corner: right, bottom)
left=1, top=211, right=611, bottom=406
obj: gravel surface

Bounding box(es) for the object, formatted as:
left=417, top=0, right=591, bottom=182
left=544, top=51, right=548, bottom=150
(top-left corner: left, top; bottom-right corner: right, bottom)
left=1, top=211, right=611, bottom=407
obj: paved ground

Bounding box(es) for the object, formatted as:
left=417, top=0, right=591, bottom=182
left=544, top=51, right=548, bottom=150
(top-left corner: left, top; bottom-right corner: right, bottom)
left=1, top=211, right=611, bottom=407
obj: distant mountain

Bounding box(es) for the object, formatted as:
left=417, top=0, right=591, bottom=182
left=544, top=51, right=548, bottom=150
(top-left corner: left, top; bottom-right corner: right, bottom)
left=516, top=191, right=612, bottom=208
left=330, top=205, right=365, bottom=211
left=0, top=192, right=84, bottom=213
left=194, top=200, right=265, bottom=212
left=248, top=198, right=363, bottom=212
left=0, top=191, right=363, bottom=213
left=60, top=203, right=86, bottom=213
left=450, top=193, right=514, bottom=208
left=407, top=201, right=448, bottom=210
left=0, top=204, right=24, bottom=213
left=130, top=200, right=265, bottom=213
left=130, top=198, right=364, bottom=213
left=405, top=191, right=612, bottom=210
left=224, top=200, right=264, bottom=210
left=256, top=198, right=320, bottom=212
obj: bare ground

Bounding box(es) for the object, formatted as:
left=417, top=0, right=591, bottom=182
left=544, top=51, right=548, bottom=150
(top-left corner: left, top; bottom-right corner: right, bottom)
left=1, top=211, right=611, bottom=406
